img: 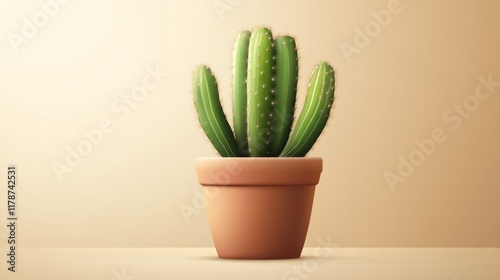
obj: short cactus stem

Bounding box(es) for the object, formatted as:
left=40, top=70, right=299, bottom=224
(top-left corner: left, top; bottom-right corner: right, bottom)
left=193, top=66, right=242, bottom=157
left=280, top=62, right=335, bottom=157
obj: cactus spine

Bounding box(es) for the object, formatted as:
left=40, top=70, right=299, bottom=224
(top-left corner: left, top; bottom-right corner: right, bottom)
left=193, top=27, right=336, bottom=158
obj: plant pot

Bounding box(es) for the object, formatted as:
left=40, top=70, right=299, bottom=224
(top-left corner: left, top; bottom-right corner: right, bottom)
left=195, top=157, right=322, bottom=259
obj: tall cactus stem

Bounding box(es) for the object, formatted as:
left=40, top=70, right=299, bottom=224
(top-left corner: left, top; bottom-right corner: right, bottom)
left=247, top=27, right=275, bottom=157
left=269, top=36, right=298, bottom=156
left=232, top=30, right=251, bottom=156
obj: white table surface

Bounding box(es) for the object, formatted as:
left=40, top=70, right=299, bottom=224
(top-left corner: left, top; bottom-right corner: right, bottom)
left=2, top=248, right=500, bottom=280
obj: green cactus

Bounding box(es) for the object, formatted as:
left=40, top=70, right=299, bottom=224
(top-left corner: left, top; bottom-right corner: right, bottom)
left=193, top=27, right=336, bottom=158
left=270, top=36, right=298, bottom=156
left=232, top=30, right=251, bottom=156
left=279, top=62, right=335, bottom=157
left=193, top=66, right=241, bottom=157
left=247, top=28, right=275, bottom=157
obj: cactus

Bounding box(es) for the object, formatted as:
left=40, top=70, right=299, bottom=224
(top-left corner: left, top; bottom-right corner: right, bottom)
left=270, top=36, right=298, bottom=156
left=193, top=27, right=336, bottom=157
left=232, top=30, right=251, bottom=156
left=279, top=62, right=335, bottom=157
left=193, top=66, right=241, bottom=157
left=247, top=28, right=275, bottom=157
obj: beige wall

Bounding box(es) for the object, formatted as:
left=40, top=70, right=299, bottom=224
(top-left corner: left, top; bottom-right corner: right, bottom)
left=0, top=0, right=499, bottom=248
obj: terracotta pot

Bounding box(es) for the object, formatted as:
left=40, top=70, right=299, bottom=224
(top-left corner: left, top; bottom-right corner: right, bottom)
left=195, top=157, right=322, bottom=259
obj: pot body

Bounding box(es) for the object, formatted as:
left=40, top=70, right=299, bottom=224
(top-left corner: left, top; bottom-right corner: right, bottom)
left=195, top=157, right=322, bottom=259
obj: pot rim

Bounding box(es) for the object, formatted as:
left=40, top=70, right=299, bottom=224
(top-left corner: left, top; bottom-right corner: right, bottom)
left=195, top=157, right=323, bottom=186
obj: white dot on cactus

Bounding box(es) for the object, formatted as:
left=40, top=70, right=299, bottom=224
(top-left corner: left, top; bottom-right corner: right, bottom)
left=262, top=84, right=266, bottom=88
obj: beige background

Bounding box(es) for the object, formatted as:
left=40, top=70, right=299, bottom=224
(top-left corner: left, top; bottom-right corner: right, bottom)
left=0, top=0, right=499, bottom=248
